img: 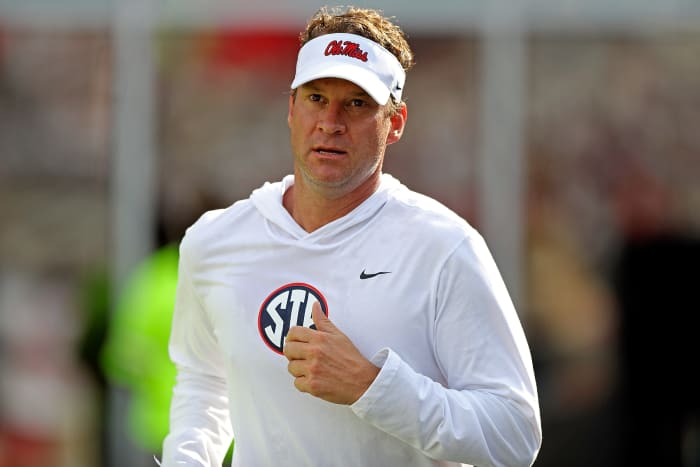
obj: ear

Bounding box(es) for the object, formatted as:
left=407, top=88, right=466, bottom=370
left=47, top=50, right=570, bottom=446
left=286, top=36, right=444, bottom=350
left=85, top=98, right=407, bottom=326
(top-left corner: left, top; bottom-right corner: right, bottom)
left=386, top=103, right=407, bottom=146
left=287, top=94, right=295, bottom=128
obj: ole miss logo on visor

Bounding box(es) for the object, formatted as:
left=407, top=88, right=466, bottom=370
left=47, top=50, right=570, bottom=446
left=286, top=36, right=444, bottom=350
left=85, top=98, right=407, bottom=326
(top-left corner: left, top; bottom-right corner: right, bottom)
left=324, top=40, right=368, bottom=62
left=258, top=283, right=328, bottom=354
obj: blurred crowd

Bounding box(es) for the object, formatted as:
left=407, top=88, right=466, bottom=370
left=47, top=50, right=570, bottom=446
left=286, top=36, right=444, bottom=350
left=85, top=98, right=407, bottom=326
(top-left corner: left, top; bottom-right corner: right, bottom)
left=0, top=23, right=699, bottom=467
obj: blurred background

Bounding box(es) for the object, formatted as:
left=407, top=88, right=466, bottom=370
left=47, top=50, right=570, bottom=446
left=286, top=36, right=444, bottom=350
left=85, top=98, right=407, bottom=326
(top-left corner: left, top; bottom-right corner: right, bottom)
left=1, top=1, right=699, bottom=466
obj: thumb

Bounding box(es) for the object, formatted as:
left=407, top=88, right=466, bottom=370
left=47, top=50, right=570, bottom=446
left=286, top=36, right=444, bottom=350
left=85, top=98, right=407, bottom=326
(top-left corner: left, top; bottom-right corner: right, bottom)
left=311, top=301, right=334, bottom=333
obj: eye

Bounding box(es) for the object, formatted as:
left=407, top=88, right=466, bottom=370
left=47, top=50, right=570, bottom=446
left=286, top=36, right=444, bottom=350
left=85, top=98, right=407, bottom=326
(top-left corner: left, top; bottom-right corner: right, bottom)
left=349, top=98, right=367, bottom=108
left=308, top=93, right=322, bottom=102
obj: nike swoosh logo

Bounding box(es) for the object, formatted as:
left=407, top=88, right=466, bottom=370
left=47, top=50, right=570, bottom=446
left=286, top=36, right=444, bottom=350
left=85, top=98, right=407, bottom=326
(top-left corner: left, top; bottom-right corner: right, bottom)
left=360, top=270, right=391, bottom=280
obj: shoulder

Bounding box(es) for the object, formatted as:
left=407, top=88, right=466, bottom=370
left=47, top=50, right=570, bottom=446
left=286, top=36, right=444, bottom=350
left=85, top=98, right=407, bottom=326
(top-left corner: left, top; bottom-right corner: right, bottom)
left=385, top=184, right=477, bottom=242
left=378, top=185, right=503, bottom=291
left=375, top=181, right=491, bottom=273
left=178, top=198, right=254, bottom=264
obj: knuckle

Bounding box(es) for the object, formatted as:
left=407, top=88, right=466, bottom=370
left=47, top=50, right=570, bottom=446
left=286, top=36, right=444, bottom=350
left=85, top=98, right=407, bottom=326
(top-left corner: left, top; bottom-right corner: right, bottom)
left=293, top=377, right=304, bottom=392
left=308, top=345, right=323, bottom=360
left=306, top=377, right=322, bottom=395
left=308, top=359, right=322, bottom=374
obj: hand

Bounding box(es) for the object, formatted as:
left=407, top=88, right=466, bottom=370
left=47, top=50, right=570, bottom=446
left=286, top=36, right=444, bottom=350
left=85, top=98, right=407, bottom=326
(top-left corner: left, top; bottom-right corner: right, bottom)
left=283, top=302, right=379, bottom=405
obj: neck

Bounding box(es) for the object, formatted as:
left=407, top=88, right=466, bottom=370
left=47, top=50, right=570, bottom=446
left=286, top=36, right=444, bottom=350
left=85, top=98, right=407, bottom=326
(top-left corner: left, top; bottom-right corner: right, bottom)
left=283, top=172, right=381, bottom=233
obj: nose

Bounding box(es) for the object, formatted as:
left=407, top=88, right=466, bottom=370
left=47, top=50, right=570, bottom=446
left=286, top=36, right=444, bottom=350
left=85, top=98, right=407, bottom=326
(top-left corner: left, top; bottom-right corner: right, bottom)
left=317, top=102, right=346, bottom=134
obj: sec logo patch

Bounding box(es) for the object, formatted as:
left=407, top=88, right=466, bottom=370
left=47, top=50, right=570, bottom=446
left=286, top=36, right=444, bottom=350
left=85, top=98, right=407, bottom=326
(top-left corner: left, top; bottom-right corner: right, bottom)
left=257, top=283, right=328, bottom=354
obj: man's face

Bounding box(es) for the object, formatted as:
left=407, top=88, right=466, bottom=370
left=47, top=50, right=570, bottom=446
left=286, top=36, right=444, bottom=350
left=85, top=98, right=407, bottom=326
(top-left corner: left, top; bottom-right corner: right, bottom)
left=287, top=77, right=405, bottom=199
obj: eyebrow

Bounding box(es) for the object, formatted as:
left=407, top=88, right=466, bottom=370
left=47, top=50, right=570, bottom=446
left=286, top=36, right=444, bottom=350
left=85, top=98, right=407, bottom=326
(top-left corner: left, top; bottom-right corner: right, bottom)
left=302, top=82, right=371, bottom=99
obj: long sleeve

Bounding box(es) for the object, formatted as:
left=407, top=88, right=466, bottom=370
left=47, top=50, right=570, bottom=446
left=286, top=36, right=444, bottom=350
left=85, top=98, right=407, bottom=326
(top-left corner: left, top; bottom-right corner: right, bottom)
left=161, top=238, right=233, bottom=466
left=351, top=234, right=542, bottom=467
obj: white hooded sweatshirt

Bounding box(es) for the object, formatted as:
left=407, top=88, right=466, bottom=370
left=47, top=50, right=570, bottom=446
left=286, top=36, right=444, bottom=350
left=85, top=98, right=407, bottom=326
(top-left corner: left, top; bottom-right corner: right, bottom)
left=162, top=174, right=541, bottom=467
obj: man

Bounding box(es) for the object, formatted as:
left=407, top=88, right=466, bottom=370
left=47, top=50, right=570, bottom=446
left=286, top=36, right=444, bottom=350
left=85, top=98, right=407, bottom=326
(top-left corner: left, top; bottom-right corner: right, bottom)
left=162, top=6, right=541, bottom=467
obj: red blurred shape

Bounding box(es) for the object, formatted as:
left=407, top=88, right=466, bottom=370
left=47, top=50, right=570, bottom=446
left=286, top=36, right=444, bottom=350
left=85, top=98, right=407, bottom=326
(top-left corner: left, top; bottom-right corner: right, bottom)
left=203, top=29, right=300, bottom=72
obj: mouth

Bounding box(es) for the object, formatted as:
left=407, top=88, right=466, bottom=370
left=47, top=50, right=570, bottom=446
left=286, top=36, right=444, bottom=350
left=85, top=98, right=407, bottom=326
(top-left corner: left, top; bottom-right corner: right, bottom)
left=312, top=145, right=347, bottom=157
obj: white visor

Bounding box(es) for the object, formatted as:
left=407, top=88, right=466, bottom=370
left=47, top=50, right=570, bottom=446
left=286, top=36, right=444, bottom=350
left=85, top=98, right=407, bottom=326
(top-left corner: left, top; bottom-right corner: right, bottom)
left=290, top=33, right=405, bottom=105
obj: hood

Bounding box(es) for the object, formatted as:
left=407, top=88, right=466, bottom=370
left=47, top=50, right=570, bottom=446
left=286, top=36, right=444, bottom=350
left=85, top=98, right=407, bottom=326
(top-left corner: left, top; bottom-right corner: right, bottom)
left=250, top=173, right=402, bottom=248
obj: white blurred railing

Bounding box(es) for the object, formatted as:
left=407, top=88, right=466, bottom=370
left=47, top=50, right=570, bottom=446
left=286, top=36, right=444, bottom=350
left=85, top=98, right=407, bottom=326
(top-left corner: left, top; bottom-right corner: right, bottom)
left=2, top=0, right=699, bottom=31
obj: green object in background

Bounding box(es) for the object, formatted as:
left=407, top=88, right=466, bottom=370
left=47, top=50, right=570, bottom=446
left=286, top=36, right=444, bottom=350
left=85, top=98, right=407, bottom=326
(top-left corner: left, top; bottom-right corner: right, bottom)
left=100, top=244, right=179, bottom=452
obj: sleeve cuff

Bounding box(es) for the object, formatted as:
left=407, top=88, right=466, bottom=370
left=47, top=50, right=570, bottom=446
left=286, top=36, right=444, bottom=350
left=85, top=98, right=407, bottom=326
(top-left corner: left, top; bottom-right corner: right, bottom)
left=350, top=347, right=399, bottom=418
